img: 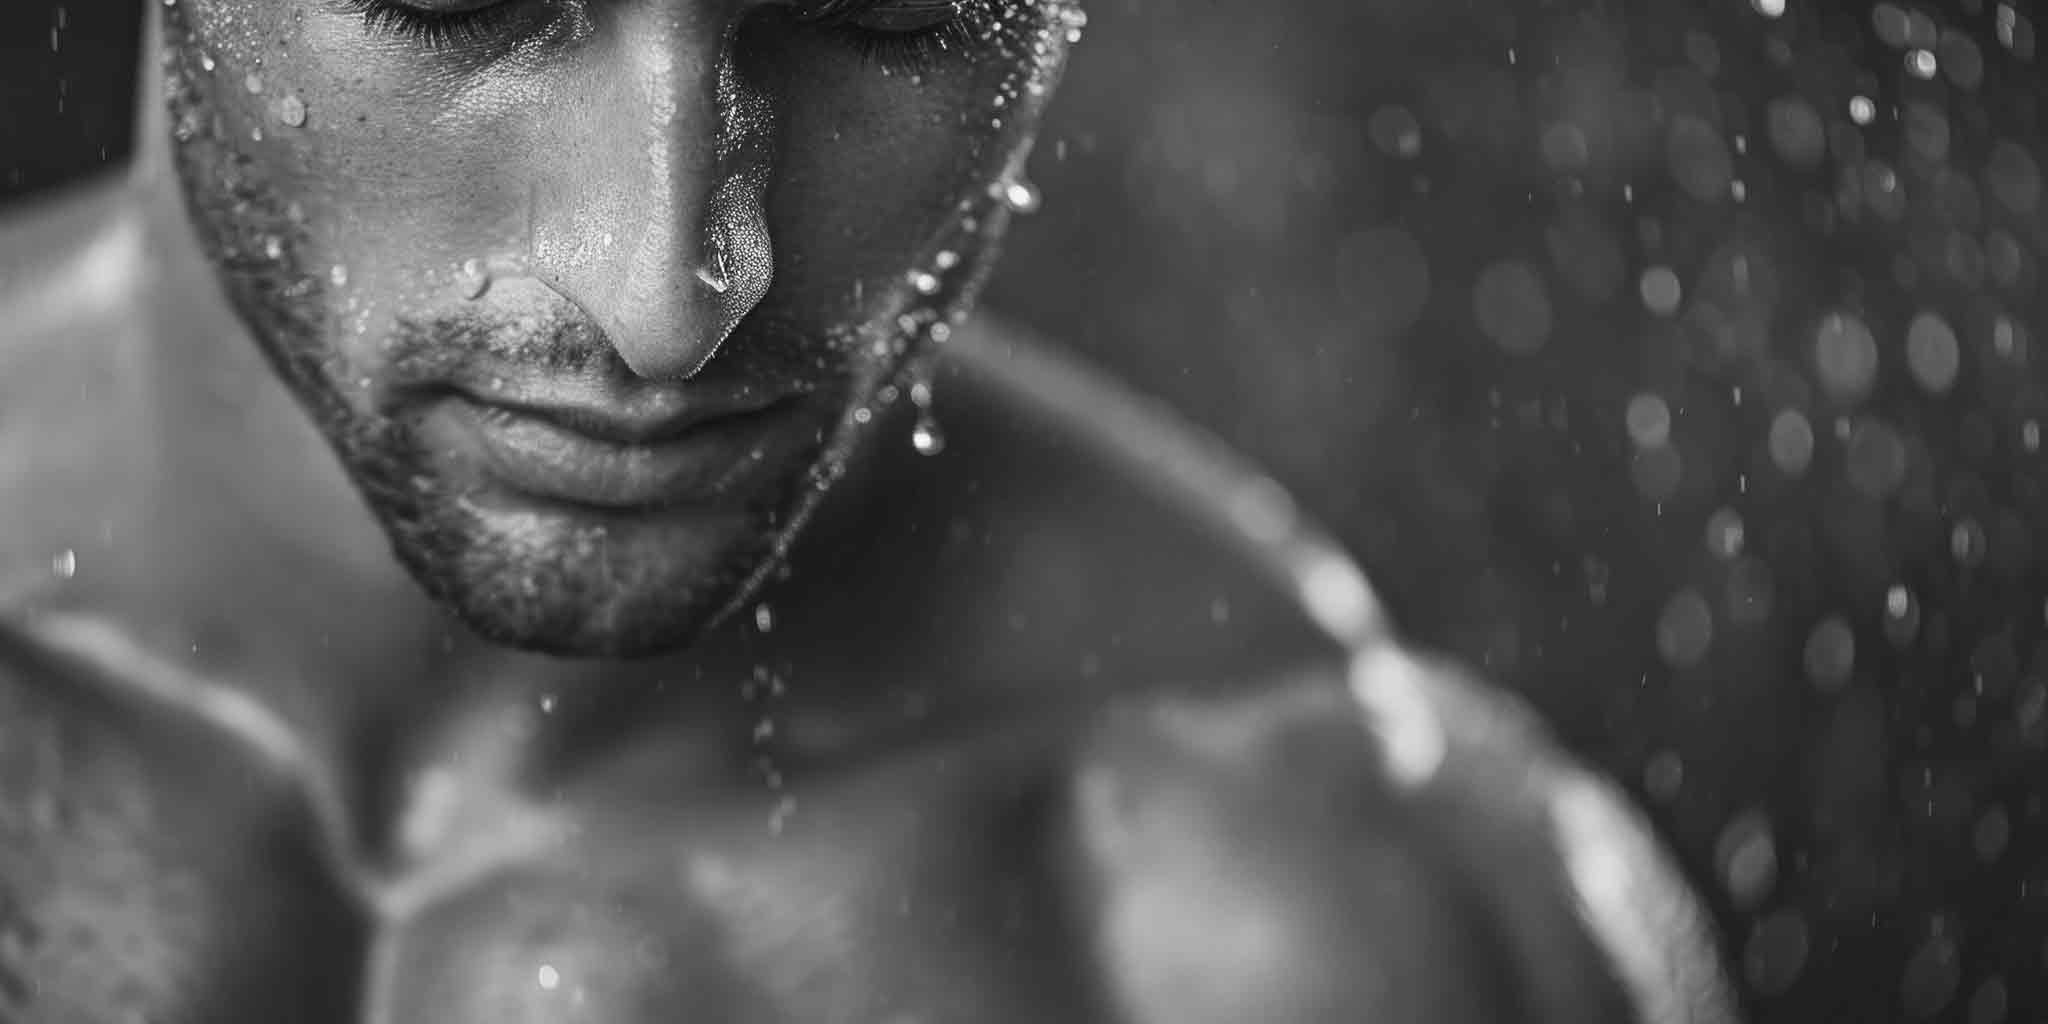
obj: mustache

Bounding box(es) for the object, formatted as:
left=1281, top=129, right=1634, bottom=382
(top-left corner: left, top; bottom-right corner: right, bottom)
left=372, top=291, right=826, bottom=399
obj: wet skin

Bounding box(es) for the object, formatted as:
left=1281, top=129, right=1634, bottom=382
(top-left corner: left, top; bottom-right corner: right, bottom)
left=0, top=0, right=1733, bottom=1020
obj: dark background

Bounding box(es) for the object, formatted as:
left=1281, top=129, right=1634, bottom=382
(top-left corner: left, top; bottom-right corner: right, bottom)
left=11, top=1, right=2048, bottom=1019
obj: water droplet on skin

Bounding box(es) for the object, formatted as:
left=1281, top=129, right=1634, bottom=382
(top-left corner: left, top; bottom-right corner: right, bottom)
left=994, top=178, right=1042, bottom=214
left=696, top=233, right=732, bottom=294
left=276, top=94, right=305, bottom=128
left=456, top=258, right=492, bottom=300
left=537, top=964, right=560, bottom=990
left=243, top=72, right=263, bottom=95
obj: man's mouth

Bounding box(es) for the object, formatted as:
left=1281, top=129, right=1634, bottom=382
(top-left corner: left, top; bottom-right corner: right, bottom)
left=421, top=384, right=811, bottom=512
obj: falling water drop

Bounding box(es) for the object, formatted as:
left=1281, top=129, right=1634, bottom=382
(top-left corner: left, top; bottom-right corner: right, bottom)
left=199, top=52, right=215, bottom=72
left=243, top=71, right=263, bottom=95
left=276, top=94, right=306, bottom=128
left=329, top=263, right=349, bottom=288
left=907, top=269, right=941, bottom=296
left=51, top=549, right=76, bottom=579
left=754, top=603, right=775, bottom=633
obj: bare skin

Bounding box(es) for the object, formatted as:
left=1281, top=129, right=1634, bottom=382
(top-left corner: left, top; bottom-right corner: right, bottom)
left=0, top=2, right=1734, bottom=1021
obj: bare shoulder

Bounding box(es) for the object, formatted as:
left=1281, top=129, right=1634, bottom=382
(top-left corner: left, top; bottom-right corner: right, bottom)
left=1056, top=654, right=1738, bottom=1024
left=0, top=633, right=362, bottom=1022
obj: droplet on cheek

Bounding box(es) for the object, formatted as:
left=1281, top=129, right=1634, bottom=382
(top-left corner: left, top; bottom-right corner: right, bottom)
left=456, top=258, right=493, bottom=300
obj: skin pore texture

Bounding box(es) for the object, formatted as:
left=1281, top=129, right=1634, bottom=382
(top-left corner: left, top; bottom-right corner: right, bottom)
left=158, top=0, right=1080, bottom=657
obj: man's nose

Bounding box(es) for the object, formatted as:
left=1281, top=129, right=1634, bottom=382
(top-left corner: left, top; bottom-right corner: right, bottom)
left=527, top=7, right=773, bottom=381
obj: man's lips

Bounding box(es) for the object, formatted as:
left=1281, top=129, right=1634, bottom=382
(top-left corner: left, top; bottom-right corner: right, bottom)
left=423, top=387, right=811, bottom=511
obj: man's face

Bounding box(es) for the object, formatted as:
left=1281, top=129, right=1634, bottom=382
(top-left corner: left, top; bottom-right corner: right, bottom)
left=157, top=0, right=1079, bottom=656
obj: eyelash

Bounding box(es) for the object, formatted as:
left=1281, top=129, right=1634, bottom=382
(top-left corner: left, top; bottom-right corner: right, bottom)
left=337, top=0, right=979, bottom=71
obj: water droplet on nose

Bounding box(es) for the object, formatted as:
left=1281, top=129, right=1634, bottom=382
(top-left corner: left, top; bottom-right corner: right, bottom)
left=456, top=258, right=492, bottom=300
left=275, top=94, right=306, bottom=128
left=696, top=233, right=732, bottom=294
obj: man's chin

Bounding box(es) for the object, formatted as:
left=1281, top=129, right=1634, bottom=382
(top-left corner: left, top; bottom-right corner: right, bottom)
left=394, top=496, right=788, bottom=660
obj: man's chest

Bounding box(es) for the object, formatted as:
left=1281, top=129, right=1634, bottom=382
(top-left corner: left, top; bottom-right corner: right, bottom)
left=5, top=689, right=1106, bottom=1024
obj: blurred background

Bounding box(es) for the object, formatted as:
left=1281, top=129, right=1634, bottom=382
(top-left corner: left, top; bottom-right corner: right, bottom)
left=10, top=0, right=2048, bottom=1019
